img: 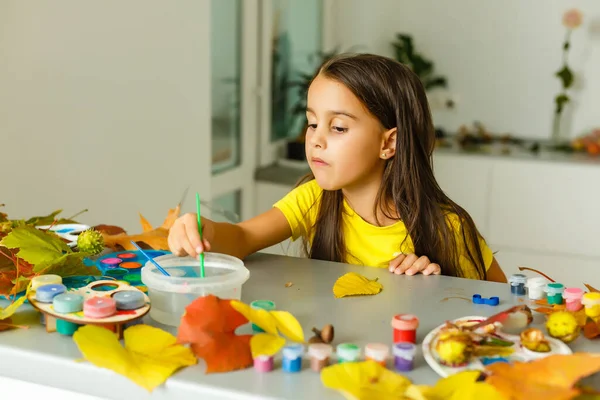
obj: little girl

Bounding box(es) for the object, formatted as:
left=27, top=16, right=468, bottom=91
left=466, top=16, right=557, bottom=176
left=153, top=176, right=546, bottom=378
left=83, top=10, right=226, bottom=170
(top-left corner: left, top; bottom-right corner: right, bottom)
left=168, top=53, right=507, bottom=282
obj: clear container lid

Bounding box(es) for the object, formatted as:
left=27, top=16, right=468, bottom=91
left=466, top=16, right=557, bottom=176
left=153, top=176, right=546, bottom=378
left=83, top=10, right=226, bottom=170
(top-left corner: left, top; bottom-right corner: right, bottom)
left=141, top=253, right=250, bottom=294
left=582, top=292, right=600, bottom=306
left=563, top=287, right=584, bottom=300
left=393, top=342, right=416, bottom=358
left=365, top=343, right=389, bottom=361
left=282, top=344, right=304, bottom=359
left=526, top=277, right=547, bottom=288
left=545, top=282, right=565, bottom=294
left=509, top=273, right=527, bottom=285
left=336, top=343, right=360, bottom=360
left=308, top=343, right=333, bottom=360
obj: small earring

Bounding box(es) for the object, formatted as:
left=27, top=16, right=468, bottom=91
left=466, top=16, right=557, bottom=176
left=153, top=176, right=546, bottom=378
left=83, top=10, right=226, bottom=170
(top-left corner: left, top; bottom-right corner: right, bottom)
left=381, top=153, right=386, bottom=158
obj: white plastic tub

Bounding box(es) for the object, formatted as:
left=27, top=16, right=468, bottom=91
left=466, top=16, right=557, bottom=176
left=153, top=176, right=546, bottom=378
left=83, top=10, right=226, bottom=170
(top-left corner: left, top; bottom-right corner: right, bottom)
left=141, top=253, right=250, bottom=326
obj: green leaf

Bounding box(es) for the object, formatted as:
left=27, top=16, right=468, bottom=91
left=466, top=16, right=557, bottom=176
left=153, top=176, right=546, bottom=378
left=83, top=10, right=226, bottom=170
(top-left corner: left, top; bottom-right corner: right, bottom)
left=25, top=210, right=63, bottom=226
left=555, top=66, right=574, bottom=89
left=35, top=252, right=100, bottom=276
left=0, top=226, right=70, bottom=265
left=555, top=93, right=570, bottom=113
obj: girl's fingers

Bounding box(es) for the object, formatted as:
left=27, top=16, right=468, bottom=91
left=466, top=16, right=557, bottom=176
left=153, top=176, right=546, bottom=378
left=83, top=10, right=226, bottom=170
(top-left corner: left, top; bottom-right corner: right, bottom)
left=388, top=253, right=406, bottom=272
left=405, top=256, right=430, bottom=275
left=394, top=253, right=418, bottom=274
left=422, top=263, right=441, bottom=275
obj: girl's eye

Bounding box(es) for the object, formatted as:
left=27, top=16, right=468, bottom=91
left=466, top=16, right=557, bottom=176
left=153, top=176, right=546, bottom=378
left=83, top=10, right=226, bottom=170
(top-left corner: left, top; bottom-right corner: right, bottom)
left=332, top=126, right=348, bottom=133
left=308, top=123, right=317, bottom=130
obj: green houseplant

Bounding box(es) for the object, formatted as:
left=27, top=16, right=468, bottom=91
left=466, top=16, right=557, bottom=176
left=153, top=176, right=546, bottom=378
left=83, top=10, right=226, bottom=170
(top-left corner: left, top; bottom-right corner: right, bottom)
left=391, top=33, right=448, bottom=91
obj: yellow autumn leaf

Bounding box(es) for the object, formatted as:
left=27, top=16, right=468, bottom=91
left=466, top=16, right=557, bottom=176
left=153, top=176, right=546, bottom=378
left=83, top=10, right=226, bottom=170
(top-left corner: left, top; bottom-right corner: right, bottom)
left=271, top=310, right=305, bottom=343
left=321, top=360, right=411, bottom=400
left=406, top=371, right=505, bottom=400
left=73, top=324, right=197, bottom=391
left=230, top=300, right=304, bottom=342
left=250, top=333, right=286, bottom=358
left=0, top=282, right=32, bottom=321
left=230, top=300, right=279, bottom=336
left=333, top=272, right=383, bottom=298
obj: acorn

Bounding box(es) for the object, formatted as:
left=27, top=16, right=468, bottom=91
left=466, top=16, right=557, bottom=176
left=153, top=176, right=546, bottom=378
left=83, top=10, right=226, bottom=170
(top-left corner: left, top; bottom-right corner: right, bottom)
left=308, top=324, right=334, bottom=344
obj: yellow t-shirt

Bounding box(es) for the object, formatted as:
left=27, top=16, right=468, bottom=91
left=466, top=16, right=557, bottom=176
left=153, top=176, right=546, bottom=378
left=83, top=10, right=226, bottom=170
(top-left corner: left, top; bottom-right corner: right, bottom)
left=274, top=179, right=493, bottom=280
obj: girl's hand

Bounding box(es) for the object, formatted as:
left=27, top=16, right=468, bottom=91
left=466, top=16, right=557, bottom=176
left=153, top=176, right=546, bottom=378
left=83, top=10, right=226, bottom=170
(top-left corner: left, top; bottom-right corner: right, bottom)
left=168, top=213, right=214, bottom=259
left=388, top=252, right=441, bottom=276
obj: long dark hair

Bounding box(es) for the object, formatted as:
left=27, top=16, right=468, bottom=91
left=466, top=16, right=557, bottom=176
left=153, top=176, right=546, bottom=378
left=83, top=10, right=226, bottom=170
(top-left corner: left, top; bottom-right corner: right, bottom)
left=299, top=53, right=487, bottom=279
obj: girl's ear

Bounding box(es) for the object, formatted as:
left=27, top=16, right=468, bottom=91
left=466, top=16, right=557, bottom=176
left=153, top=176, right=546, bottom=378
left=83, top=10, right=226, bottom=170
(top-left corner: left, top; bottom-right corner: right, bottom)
left=380, top=127, right=397, bottom=159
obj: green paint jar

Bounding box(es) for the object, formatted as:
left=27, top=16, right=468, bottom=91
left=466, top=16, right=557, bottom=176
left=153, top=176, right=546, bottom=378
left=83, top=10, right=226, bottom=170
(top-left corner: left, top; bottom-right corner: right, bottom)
left=545, top=283, right=565, bottom=305
left=336, top=343, right=360, bottom=363
left=250, top=300, right=276, bottom=333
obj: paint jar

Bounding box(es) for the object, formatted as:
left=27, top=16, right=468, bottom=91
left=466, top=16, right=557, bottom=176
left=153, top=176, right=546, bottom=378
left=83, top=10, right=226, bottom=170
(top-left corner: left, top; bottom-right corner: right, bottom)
left=53, top=293, right=84, bottom=335
left=563, top=288, right=584, bottom=312
left=336, top=343, right=360, bottom=363
left=83, top=296, right=117, bottom=318
left=35, top=284, right=67, bottom=303
left=308, top=343, right=333, bottom=372
left=118, top=252, right=138, bottom=261
left=364, top=343, right=389, bottom=366
left=250, top=300, right=276, bottom=333
left=508, top=274, right=527, bottom=295
left=545, top=283, right=565, bottom=305
left=31, top=274, right=62, bottom=290
left=113, top=290, right=145, bottom=310
left=101, top=258, right=122, bottom=268
left=393, top=342, right=417, bottom=372
left=282, top=344, right=303, bottom=373
left=141, top=253, right=250, bottom=326
left=582, top=292, right=600, bottom=319
left=253, top=355, right=274, bottom=373
left=391, top=314, right=419, bottom=344
left=525, top=277, right=547, bottom=300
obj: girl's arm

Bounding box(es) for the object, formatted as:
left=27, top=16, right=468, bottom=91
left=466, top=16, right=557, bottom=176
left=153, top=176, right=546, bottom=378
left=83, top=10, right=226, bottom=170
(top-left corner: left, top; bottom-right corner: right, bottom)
left=210, top=208, right=292, bottom=259
left=168, top=208, right=292, bottom=260
left=486, top=257, right=507, bottom=283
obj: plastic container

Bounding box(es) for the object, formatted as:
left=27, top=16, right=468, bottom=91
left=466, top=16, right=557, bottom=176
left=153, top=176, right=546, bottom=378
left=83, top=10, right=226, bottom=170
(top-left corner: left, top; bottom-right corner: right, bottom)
left=391, top=314, right=419, bottom=344
left=563, top=288, right=584, bottom=311
left=282, top=344, right=304, bottom=373
left=141, top=253, right=250, bottom=326
left=545, top=283, right=565, bottom=305
left=365, top=343, right=389, bottom=366
left=253, top=355, right=274, bottom=373
left=582, top=292, right=600, bottom=319
left=526, top=277, right=547, bottom=300
left=308, top=343, right=333, bottom=372
left=508, top=274, right=527, bottom=295
left=393, top=342, right=416, bottom=372
left=336, top=343, right=360, bottom=363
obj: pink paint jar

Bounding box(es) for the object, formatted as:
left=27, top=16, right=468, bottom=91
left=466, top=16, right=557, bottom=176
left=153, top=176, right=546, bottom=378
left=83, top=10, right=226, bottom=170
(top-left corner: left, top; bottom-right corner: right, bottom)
left=83, top=296, right=117, bottom=318
left=563, top=287, right=584, bottom=311
left=253, top=355, right=274, bottom=372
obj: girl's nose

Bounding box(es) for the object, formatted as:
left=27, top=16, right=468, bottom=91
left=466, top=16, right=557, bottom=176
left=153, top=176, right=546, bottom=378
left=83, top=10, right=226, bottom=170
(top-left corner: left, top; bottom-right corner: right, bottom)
left=308, top=126, right=326, bottom=149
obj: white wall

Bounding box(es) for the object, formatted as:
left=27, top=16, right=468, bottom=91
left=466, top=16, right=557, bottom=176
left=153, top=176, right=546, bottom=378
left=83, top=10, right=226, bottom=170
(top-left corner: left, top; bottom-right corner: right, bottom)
left=0, top=0, right=211, bottom=232
left=211, top=0, right=239, bottom=117
left=334, top=0, right=600, bottom=140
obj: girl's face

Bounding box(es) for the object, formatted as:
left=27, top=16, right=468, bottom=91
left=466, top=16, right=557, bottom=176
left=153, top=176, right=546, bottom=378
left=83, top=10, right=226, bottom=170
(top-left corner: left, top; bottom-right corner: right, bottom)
left=305, top=75, right=394, bottom=191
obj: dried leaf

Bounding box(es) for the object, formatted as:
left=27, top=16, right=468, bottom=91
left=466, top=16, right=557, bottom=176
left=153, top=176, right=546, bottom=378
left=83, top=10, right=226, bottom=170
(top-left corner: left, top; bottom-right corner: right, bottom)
left=585, top=284, right=599, bottom=293
left=285, top=281, right=293, bottom=288
left=407, top=370, right=504, bottom=400
left=25, top=209, right=63, bottom=226
left=177, top=295, right=252, bottom=373
left=485, top=354, right=600, bottom=400
left=102, top=205, right=180, bottom=251
left=230, top=300, right=305, bottom=343
left=0, top=282, right=31, bottom=321
left=250, top=333, right=285, bottom=358
left=73, top=324, right=196, bottom=391
left=321, top=360, right=411, bottom=400
left=333, top=272, right=383, bottom=298
left=583, top=320, right=600, bottom=339
left=0, top=226, right=70, bottom=265
left=93, top=224, right=127, bottom=235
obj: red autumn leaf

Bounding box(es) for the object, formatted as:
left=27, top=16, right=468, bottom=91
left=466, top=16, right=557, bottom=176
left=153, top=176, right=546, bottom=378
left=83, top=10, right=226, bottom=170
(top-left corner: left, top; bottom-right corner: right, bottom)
left=177, top=295, right=252, bottom=373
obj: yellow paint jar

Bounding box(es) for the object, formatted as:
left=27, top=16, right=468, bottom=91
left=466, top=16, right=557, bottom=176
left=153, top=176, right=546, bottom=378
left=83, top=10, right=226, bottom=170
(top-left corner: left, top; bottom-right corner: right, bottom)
left=581, top=292, right=600, bottom=319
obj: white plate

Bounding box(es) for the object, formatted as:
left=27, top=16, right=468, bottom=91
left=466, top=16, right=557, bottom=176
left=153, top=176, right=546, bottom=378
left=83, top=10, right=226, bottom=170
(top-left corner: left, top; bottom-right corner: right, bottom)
left=421, top=315, right=572, bottom=378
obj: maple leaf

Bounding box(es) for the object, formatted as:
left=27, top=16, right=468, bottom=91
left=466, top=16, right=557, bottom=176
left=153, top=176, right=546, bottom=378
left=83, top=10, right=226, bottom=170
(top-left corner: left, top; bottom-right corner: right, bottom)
left=73, top=324, right=196, bottom=391
left=485, top=353, right=600, bottom=400
left=406, top=370, right=504, bottom=400
left=177, top=294, right=253, bottom=373
left=35, top=252, right=100, bottom=276
left=0, top=226, right=70, bottom=265
left=102, top=205, right=180, bottom=251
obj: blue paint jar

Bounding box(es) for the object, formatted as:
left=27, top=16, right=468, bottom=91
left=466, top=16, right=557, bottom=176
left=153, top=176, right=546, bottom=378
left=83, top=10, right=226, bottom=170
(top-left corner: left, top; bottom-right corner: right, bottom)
left=282, top=344, right=303, bottom=373
left=35, top=284, right=67, bottom=303
left=509, top=274, right=527, bottom=296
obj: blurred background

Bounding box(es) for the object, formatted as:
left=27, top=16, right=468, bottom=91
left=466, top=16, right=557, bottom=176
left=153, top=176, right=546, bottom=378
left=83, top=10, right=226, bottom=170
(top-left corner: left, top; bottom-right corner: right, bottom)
left=1, top=0, right=599, bottom=284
